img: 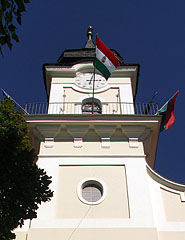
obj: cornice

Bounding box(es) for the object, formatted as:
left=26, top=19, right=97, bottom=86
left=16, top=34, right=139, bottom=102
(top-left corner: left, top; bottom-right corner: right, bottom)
left=146, top=164, right=185, bottom=192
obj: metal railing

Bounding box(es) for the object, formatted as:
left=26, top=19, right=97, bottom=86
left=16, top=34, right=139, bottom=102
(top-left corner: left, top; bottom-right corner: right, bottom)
left=24, top=102, right=158, bottom=115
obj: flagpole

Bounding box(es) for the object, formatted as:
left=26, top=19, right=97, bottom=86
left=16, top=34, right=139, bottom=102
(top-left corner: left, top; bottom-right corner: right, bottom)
left=11, top=99, right=28, bottom=114
left=92, top=63, right=96, bottom=114
left=158, top=91, right=179, bottom=112
left=91, top=33, right=120, bottom=114
left=143, top=91, right=158, bottom=114
left=1, top=88, right=29, bottom=114
left=92, top=33, right=97, bottom=114
left=158, top=100, right=168, bottom=113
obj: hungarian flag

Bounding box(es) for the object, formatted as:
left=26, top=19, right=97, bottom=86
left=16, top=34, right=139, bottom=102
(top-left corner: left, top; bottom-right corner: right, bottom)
left=159, top=91, right=179, bottom=132
left=94, top=36, right=120, bottom=79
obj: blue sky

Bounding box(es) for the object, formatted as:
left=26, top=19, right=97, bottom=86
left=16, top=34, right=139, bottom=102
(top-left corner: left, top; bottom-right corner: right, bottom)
left=0, top=0, right=185, bottom=183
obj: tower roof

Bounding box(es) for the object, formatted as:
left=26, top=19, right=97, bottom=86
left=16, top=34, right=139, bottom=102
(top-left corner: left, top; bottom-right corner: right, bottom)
left=57, top=26, right=124, bottom=66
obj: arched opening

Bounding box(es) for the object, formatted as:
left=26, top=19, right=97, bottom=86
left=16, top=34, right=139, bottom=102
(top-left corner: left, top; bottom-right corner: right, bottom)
left=82, top=98, right=102, bottom=114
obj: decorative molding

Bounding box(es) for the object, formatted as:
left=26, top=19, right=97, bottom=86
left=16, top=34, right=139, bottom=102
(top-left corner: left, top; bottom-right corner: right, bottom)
left=44, top=138, right=54, bottom=148
left=94, top=125, right=116, bottom=138
left=140, top=128, right=151, bottom=140
left=73, top=138, right=83, bottom=148
left=101, top=138, right=110, bottom=148
left=36, top=125, right=61, bottom=138
left=129, top=138, right=139, bottom=148
left=66, top=125, right=89, bottom=138
left=122, top=125, right=145, bottom=139
left=30, top=127, right=43, bottom=140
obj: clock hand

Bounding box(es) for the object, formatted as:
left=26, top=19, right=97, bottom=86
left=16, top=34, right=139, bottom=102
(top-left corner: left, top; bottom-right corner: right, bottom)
left=89, top=74, right=94, bottom=85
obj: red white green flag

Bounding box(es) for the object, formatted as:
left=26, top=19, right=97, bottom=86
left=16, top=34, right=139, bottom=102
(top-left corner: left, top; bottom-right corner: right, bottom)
left=94, top=36, right=120, bottom=79
left=159, top=91, right=179, bottom=132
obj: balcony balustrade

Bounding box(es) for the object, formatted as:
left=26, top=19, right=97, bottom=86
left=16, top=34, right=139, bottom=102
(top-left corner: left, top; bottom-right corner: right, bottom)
left=24, top=102, right=158, bottom=115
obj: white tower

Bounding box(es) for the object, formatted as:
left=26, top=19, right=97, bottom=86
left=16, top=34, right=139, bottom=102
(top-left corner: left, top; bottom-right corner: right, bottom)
left=15, top=27, right=185, bottom=240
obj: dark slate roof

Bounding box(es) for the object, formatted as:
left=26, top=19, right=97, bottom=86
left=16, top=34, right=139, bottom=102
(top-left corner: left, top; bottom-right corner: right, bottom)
left=57, top=48, right=124, bottom=66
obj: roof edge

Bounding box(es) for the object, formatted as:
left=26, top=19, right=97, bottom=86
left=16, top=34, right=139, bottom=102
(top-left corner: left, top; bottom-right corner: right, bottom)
left=147, top=163, right=185, bottom=191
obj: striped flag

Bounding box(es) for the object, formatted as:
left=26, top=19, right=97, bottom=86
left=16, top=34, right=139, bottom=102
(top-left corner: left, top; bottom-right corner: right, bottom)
left=94, top=36, right=120, bottom=79
left=159, top=91, right=179, bottom=131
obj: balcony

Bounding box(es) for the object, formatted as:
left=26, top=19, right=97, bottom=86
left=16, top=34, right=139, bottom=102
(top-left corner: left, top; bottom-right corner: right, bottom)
left=24, top=102, right=158, bottom=115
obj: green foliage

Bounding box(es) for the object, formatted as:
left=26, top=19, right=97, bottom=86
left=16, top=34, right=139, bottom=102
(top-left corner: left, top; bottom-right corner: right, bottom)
left=0, top=97, right=53, bottom=240
left=0, top=0, right=30, bottom=55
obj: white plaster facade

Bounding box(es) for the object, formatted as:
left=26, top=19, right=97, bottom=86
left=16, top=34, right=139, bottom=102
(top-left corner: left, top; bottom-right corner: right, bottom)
left=15, top=43, right=185, bottom=240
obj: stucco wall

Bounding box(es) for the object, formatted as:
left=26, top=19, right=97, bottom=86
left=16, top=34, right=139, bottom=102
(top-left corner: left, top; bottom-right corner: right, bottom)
left=63, top=87, right=119, bottom=102
left=25, top=227, right=158, bottom=240
left=161, top=188, right=185, bottom=222
left=39, top=141, right=144, bottom=155
left=56, top=165, right=129, bottom=219
left=158, top=231, right=185, bottom=240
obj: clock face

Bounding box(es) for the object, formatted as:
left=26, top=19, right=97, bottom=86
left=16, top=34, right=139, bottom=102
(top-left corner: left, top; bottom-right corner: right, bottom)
left=76, top=73, right=107, bottom=89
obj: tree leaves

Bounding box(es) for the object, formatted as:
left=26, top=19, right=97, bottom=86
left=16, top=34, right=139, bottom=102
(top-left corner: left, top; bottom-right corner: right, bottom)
left=0, top=0, right=29, bottom=54
left=12, top=31, right=19, bottom=41
left=0, top=97, right=53, bottom=239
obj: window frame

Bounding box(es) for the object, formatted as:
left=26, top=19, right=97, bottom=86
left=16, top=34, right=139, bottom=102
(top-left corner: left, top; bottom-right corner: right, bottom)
left=77, top=178, right=107, bottom=205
